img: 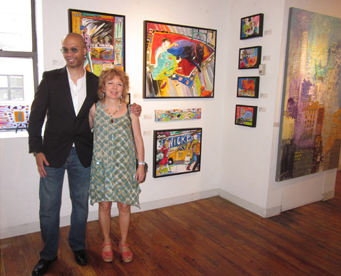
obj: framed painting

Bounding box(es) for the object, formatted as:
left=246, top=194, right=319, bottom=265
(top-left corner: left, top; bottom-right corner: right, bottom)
left=0, top=105, right=29, bottom=132
left=155, top=108, right=201, bottom=122
left=240, top=13, right=264, bottom=39
left=276, top=8, right=341, bottom=181
left=153, top=128, right=202, bottom=178
left=143, top=20, right=217, bottom=98
left=235, top=105, right=257, bottom=127
left=238, top=46, right=261, bottom=69
left=237, top=76, right=260, bottom=98
left=124, top=93, right=130, bottom=105
left=69, top=9, right=125, bottom=76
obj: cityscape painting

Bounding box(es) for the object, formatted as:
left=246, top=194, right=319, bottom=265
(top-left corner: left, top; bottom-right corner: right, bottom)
left=276, top=8, right=341, bottom=181
left=153, top=128, right=202, bottom=178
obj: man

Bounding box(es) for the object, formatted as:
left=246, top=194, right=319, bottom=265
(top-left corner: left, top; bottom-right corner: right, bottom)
left=28, top=33, right=140, bottom=276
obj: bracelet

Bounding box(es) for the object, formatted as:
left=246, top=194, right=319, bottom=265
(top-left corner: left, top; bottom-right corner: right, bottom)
left=138, top=161, right=146, bottom=165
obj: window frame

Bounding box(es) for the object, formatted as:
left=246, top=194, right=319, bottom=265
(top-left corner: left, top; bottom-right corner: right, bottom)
left=0, top=0, right=38, bottom=92
left=0, top=75, right=25, bottom=101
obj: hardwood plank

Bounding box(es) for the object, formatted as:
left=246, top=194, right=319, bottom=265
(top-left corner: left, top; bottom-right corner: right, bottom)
left=1, top=171, right=340, bottom=275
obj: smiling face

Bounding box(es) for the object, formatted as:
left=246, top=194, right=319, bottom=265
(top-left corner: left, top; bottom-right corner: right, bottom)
left=61, top=33, right=87, bottom=69
left=103, top=76, right=124, bottom=100
left=98, top=67, right=130, bottom=100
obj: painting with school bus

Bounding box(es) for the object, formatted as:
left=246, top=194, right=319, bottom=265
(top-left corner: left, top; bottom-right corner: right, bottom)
left=276, top=8, right=341, bottom=181
left=153, top=128, right=202, bottom=178
left=144, top=21, right=216, bottom=98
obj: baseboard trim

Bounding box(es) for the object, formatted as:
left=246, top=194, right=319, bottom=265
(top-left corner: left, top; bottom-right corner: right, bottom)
left=1, top=189, right=220, bottom=239
left=218, top=189, right=281, bottom=218
left=322, top=190, right=335, bottom=201
left=1, top=188, right=283, bottom=239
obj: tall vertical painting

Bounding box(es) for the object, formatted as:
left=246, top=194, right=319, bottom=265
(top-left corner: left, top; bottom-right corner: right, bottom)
left=276, top=8, right=341, bottom=181
left=69, top=9, right=125, bottom=76
left=144, top=21, right=217, bottom=98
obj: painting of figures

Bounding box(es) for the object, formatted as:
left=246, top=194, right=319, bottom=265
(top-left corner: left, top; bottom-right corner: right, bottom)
left=240, top=13, right=264, bottom=39
left=153, top=128, right=202, bottom=178
left=155, top=108, right=201, bottom=122
left=237, top=77, right=260, bottom=98
left=276, top=8, right=341, bottom=181
left=238, top=46, right=261, bottom=69
left=235, top=105, right=257, bottom=127
left=69, top=9, right=125, bottom=76
left=144, top=21, right=217, bottom=98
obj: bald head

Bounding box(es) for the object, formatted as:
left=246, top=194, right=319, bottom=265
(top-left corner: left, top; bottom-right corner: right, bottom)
left=61, top=33, right=87, bottom=70
left=62, top=33, right=86, bottom=48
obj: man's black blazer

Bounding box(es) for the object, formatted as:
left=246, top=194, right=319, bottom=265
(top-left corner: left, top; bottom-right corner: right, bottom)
left=28, top=67, right=99, bottom=168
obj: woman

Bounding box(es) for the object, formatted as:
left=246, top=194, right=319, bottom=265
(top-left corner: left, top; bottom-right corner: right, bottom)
left=89, top=68, right=145, bottom=263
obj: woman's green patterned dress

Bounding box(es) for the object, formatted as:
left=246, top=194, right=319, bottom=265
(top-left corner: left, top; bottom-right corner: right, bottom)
left=89, top=102, right=140, bottom=207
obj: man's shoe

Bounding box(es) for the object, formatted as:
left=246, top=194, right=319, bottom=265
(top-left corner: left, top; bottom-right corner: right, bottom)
left=73, top=250, right=88, bottom=266
left=31, top=257, right=57, bottom=276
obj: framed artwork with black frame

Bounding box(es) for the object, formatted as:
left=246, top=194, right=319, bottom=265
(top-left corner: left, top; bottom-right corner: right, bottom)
left=143, top=20, right=217, bottom=98
left=240, top=13, right=264, bottom=39
left=237, top=76, right=260, bottom=98
left=153, top=128, right=202, bottom=178
left=238, top=46, right=262, bottom=69
left=235, top=105, right=258, bottom=127
left=69, top=9, right=125, bottom=76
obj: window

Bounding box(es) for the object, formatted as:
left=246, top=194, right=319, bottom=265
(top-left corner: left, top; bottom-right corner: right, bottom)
left=0, top=75, right=24, bottom=101
left=0, top=0, right=37, bottom=133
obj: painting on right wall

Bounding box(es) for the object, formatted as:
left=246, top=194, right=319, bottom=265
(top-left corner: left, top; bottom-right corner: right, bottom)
left=276, top=8, right=341, bottom=181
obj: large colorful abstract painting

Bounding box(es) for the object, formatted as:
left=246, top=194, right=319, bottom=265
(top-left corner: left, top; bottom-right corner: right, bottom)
left=153, top=128, right=202, bottom=178
left=69, top=9, right=125, bottom=76
left=276, top=8, right=341, bottom=181
left=144, top=21, right=217, bottom=98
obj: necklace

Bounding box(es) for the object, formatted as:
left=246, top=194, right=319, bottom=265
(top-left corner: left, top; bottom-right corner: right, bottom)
left=103, top=101, right=121, bottom=123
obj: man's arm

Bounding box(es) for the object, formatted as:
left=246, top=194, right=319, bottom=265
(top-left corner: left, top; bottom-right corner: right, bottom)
left=28, top=72, right=51, bottom=177
left=28, top=72, right=50, bottom=154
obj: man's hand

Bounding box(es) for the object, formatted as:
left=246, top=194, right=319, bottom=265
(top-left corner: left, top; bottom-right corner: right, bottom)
left=35, top=153, right=49, bottom=178
left=130, top=103, right=142, bottom=117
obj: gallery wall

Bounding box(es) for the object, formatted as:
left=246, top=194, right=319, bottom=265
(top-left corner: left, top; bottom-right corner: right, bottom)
left=218, top=0, right=340, bottom=217
left=0, top=0, right=228, bottom=239
left=0, top=0, right=340, bottom=239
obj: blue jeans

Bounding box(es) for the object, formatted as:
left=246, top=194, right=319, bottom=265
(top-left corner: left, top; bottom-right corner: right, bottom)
left=39, top=147, right=90, bottom=260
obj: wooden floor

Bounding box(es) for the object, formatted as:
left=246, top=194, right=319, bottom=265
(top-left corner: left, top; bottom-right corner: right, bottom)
left=1, top=171, right=341, bottom=276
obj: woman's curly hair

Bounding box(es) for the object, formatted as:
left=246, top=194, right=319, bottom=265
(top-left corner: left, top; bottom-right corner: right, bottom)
left=97, top=67, right=130, bottom=101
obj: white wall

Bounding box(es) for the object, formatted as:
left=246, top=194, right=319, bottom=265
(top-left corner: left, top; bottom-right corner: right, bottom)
left=0, top=0, right=339, bottom=239
left=220, top=0, right=287, bottom=217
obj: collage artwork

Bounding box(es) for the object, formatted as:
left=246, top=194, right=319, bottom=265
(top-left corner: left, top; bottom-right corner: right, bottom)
left=154, top=128, right=202, bottom=178
left=276, top=8, right=341, bottom=181
left=69, top=10, right=125, bottom=76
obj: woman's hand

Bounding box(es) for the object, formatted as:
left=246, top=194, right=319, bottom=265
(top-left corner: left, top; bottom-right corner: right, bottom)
left=136, top=164, right=146, bottom=184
